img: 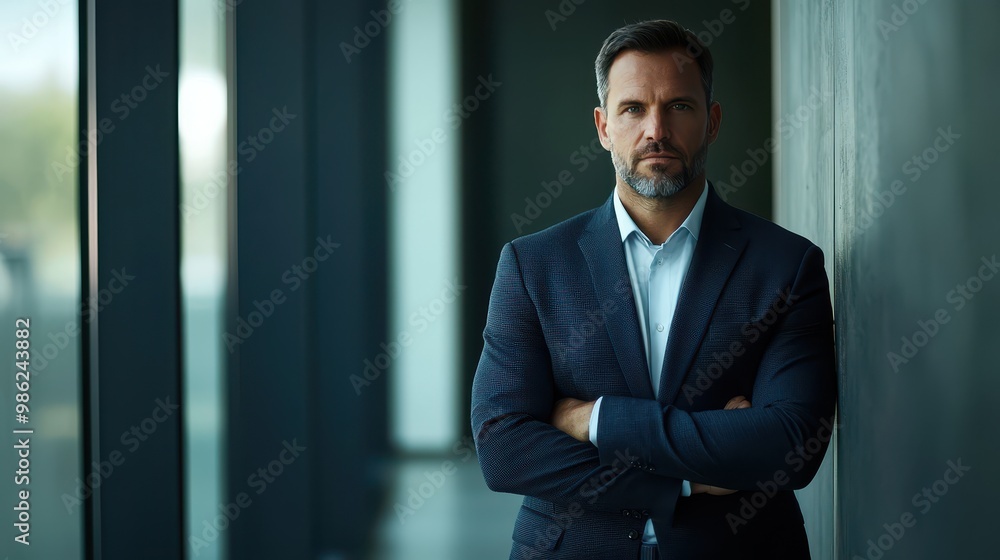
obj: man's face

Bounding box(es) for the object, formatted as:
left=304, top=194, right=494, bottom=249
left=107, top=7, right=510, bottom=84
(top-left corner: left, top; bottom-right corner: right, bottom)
left=595, top=48, right=721, bottom=199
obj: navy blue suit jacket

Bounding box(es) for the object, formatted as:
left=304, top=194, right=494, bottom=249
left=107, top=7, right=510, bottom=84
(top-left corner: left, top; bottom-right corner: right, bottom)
left=471, top=183, right=837, bottom=559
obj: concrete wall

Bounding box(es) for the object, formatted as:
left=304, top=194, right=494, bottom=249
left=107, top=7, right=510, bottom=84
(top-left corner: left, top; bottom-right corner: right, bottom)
left=775, top=1, right=1000, bottom=558
left=773, top=1, right=837, bottom=557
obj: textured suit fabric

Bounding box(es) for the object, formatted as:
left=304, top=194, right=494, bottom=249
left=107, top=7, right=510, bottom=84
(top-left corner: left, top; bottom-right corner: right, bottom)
left=471, top=183, right=837, bottom=559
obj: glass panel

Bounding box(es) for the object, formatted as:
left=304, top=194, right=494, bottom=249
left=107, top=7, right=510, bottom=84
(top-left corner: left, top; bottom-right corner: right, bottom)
left=0, top=0, right=82, bottom=558
left=388, top=0, right=459, bottom=452
left=179, top=1, right=228, bottom=559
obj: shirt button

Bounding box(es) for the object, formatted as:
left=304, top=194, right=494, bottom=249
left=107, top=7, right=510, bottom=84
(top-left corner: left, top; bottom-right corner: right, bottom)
left=656, top=323, right=664, bottom=332
left=657, top=258, right=663, bottom=265
left=627, top=529, right=640, bottom=540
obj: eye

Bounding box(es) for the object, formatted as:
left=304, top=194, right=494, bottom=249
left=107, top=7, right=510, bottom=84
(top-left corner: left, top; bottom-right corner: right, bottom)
left=672, top=103, right=691, bottom=111
left=623, top=106, right=643, bottom=115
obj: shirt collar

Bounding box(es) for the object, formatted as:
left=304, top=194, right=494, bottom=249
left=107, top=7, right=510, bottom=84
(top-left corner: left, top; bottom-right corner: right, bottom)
left=612, top=179, right=709, bottom=245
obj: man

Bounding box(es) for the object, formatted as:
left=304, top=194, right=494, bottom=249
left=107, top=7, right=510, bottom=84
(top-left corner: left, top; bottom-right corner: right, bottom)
left=471, top=20, right=836, bottom=559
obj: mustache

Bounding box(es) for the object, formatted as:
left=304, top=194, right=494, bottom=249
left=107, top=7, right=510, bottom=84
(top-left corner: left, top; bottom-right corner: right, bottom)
left=634, top=143, right=684, bottom=161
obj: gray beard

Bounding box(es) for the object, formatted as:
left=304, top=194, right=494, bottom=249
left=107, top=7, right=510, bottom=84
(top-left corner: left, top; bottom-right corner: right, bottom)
left=612, top=141, right=707, bottom=199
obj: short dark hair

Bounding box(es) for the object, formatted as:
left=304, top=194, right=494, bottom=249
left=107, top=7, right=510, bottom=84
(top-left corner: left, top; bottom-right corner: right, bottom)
left=595, top=20, right=714, bottom=110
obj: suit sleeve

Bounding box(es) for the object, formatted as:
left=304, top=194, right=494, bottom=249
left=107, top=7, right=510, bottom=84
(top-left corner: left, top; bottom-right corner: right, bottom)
left=471, top=242, right=682, bottom=517
left=596, top=244, right=837, bottom=490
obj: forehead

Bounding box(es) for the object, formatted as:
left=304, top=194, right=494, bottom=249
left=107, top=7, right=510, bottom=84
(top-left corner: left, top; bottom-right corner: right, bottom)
left=606, top=48, right=703, bottom=102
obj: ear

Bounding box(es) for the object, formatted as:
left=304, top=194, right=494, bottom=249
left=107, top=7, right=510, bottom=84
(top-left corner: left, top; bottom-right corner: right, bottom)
left=594, top=106, right=611, bottom=151
left=707, top=100, right=722, bottom=145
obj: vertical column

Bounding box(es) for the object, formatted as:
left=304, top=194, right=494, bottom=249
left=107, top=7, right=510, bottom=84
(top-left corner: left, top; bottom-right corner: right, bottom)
left=85, top=0, right=184, bottom=557
left=387, top=0, right=461, bottom=452
left=312, top=0, right=391, bottom=555
left=228, top=0, right=392, bottom=557
left=227, top=0, right=311, bottom=558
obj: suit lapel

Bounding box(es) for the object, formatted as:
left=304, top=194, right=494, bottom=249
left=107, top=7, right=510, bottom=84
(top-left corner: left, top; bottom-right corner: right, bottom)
left=578, top=196, right=655, bottom=400
left=657, top=184, right=747, bottom=405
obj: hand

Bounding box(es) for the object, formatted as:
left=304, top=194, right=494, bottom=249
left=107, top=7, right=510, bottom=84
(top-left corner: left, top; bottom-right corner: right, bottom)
left=690, top=395, right=751, bottom=496
left=724, top=395, right=751, bottom=410
left=551, top=397, right=595, bottom=443
left=691, top=482, right=739, bottom=495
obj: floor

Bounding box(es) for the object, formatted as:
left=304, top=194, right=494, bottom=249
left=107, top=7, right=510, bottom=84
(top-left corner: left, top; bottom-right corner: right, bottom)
left=370, top=457, right=523, bottom=560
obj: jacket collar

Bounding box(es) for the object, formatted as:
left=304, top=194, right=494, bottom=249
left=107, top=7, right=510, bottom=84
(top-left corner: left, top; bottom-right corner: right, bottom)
left=578, top=182, right=747, bottom=403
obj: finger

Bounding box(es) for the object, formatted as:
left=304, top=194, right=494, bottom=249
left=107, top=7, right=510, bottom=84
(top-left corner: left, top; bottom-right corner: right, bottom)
left=734, top=399, right=751, bottom=409
left=724, top=395, right=747, bottom=410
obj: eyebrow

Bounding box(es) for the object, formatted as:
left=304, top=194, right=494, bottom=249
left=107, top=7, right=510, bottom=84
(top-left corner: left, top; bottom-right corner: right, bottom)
left=615, top=96, right=700, bottom=109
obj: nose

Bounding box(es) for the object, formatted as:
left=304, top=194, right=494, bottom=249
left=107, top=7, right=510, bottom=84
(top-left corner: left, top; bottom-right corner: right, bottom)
left=644, top=108, right=670, bottom=144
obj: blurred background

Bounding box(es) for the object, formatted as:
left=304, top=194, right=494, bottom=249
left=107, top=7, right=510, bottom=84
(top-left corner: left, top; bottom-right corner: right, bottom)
left=0, top=0, right=997, bottom=558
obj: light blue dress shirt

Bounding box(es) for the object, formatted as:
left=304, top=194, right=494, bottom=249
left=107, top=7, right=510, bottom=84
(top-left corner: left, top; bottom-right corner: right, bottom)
left=588, top=180, right=709, bottom=544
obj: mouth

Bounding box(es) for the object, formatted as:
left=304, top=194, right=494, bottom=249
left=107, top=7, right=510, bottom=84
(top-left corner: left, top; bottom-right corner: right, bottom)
left=640, top=153, right=680, bottom=162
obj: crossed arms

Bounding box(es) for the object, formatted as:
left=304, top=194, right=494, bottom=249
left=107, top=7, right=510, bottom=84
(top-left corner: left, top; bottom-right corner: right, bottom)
left=471, top=241, right=836, bottom=516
